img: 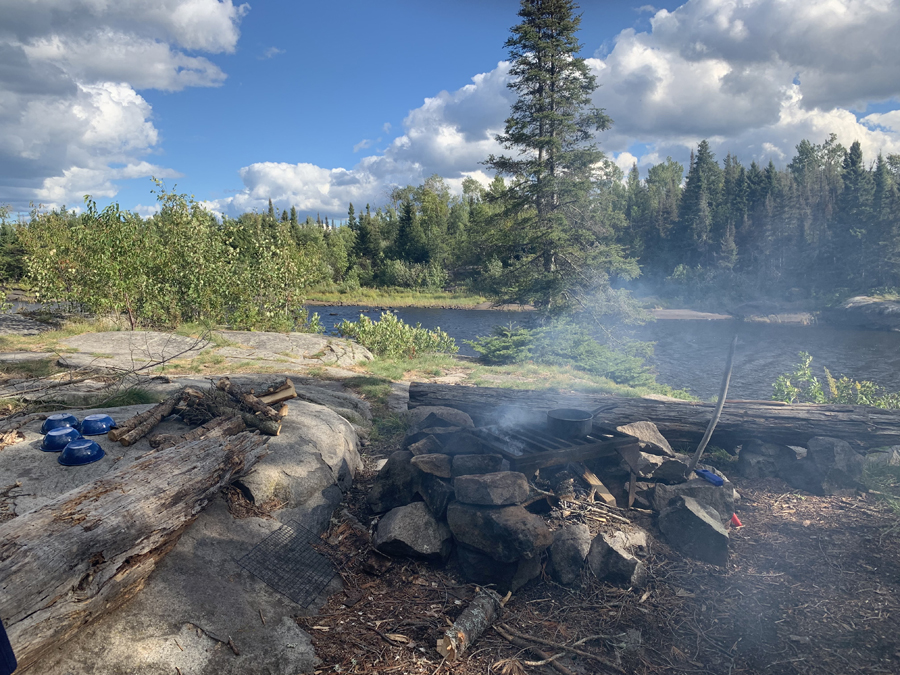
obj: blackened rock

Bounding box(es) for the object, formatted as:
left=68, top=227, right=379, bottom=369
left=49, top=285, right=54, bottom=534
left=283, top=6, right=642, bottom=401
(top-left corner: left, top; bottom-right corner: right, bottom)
left=455, top=545, right=541, bottom=593
left=407, top=435, right=443, bottom=456
left=658, top=496, right=729, bottom=566
left=404, top=426, right=465, bottom=450
left=374, top=502, right=452, bottom=563
left=451, top=453, right=507, bottom=477
left=446, top=502, right=552, bottom=563
left=615, top=421, right=675, bottom=457
left=411, top=453, right=452, bottom=478
left=416, top=473, right=454, bottom=520
left=619, top=447, right=690, bottom=484
left=652, top=478, right=734, bottom=524
left=548, top=524, right=591, bottom=586
left=440, top=430, right=491, bottom=456
left=366, top=451, right=419, bottom=513
left=586, top=531, right=647, bottom=587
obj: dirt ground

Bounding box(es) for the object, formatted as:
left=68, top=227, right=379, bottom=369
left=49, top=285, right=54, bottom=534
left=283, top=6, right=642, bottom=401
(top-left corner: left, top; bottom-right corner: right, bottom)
left=301, top=459, right=900, bottom=675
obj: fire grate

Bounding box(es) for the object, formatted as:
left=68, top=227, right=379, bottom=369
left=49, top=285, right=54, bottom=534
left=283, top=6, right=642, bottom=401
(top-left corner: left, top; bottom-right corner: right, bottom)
left=471, top=422, right=640, bottom=476
left=237, top=520, right=339, bottom=608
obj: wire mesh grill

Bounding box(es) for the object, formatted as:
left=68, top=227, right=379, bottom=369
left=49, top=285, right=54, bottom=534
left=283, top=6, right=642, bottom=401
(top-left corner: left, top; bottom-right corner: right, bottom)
left=237, top=520, right=338, bottom=608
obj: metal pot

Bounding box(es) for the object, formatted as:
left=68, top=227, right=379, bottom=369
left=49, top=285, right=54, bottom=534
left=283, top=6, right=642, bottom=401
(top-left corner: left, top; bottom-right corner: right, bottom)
left=546, top=408, right=594, bottom=439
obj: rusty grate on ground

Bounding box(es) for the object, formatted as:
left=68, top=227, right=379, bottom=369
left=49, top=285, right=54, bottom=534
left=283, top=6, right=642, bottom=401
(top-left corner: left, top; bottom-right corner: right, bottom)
left=237, top=520, right=339, bottom=608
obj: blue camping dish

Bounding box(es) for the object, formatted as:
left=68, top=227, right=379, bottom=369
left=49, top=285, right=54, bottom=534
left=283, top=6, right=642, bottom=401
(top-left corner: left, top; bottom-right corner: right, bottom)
left=40, top=413, right=79, bottom=435
left=41, top=427, right=82, bottom=452
left=58, top=439, right=105, bottom=466
left=80, top=414, right=115, bottom=436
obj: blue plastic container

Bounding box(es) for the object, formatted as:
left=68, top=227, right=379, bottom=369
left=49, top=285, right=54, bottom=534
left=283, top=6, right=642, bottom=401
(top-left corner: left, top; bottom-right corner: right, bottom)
left=40, top=413, right=79, bottom=435
left=58, top=439, right=105, bottom=466
left=695, top=468, right=725, bottom=486
left=80, top=414, right=115, bottom=436
left=41, top=427, right=82, bottom=452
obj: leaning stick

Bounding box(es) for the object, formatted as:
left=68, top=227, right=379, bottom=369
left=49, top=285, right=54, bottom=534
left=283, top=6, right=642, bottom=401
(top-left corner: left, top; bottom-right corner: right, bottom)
left=686, top=334, right=738, bottom=477
left=109, top=391, right=183, bottom=443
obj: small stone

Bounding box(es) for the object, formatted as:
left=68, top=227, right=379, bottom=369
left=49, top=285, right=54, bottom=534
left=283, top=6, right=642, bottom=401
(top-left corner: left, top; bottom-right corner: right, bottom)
left=586, top=532, right=647, bottom=587
left=451, top=453, right=507, bottom=477
left=658, top=496, right=729, bottom=566
left=411, top=453, right=452, bottom=478
left=548, top=524, right=591, bottom=586
left=616, top=421, right=675, bottom=457
left=374, top=502, right=452, bottom=563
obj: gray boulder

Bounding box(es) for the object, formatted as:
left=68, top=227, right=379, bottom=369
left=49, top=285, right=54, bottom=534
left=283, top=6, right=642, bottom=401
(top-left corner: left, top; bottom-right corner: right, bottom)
left=374, top=502, right=453, bottom=563
left=586, top=531, right=647, bottom=587
left=652, top=478, right=735, bottom=524
left=737, top=440, right=780, bottom=478
left=658, top=496, right=729, bottom=566
left=454, top=472, right=529, bottom=506
left=407, top=435, right=443, bottom=456
left=411, top=453, right=452, bottom=478
left=446, top=502, right=552, bottom=563
left=366, top=451, right=419, bottom=513
left=548, top=524, right=591, bottom=586
left=808, top=436, right=865, bottom=489
left=451, top=453, right=507, bottom=477
left=616, top=421, right=675, bottom=457
left=619, top=446, right=690, bottom=484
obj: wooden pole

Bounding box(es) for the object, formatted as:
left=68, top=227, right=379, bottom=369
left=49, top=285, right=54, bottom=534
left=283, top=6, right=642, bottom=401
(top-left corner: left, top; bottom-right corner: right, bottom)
left=686, top=335, right=738, bottom=477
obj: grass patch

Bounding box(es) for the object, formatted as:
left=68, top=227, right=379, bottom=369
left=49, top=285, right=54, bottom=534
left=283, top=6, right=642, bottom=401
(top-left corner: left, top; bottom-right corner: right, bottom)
left=307, top=286, right=487, bottom=308
left=0, top=317, right=109, bottom=352
left=173, top=324, right=240, bottom=347
left=343, top=375, right=394, bottom=407
left=92, top=387, right=165, bottom=408
left=864, top=463, right=900, bottom=516
left=0, top=358, right=64, bottom=379
left=362, top=354, right=458, bottom=382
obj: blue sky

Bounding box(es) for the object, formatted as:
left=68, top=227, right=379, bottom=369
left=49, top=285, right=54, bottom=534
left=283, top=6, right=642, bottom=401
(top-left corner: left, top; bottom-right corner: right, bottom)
left=2, top=0, right=900, bottom=219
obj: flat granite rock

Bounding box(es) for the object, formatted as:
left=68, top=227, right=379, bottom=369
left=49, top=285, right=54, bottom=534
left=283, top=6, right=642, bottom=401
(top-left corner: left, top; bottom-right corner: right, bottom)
left=1, top=392, right=363, bottom=674
left=58, top=330, right=373, bottom=373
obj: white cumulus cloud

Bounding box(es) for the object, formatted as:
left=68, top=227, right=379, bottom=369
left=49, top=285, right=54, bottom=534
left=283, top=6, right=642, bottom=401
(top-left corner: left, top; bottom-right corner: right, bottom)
left=0, top=0, right=247, bottom=209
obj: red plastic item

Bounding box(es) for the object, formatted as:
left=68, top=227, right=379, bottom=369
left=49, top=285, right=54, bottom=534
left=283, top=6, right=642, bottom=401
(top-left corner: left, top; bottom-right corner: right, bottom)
left=730, top=513, right=743, bottom=528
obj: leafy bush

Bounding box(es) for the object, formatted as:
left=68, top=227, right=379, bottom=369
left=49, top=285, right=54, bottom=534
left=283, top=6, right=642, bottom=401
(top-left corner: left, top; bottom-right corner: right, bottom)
left=773, top=352, right=900, bottom=408
left=467, top=321, right=657, bottom=388
left=336, top=312, right=457, bottom=358
left=17, top=184, right=328, bottom=330
left=376, top=259, right=448, bottom=290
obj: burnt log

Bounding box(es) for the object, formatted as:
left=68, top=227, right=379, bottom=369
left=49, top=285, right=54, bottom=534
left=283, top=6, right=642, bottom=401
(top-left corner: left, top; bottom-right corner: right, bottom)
left=0, top=431, right=269, bottom=672
left=408, top=382, right=900, bottom=450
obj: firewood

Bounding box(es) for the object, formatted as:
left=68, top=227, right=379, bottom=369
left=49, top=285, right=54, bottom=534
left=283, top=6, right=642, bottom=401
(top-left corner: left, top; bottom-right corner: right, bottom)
left=257, top=379, right=296, bottom=406
left=0, top=431, right=269, bottom=672
left=216, top=377, right=280, bottom=420
left=436, top=588, right=503, bottom=661
left=108, top=391, right=183, bottom=442
left=150, top=415, right=245, bottom=451
left=117, top=391, right=186, bottom=446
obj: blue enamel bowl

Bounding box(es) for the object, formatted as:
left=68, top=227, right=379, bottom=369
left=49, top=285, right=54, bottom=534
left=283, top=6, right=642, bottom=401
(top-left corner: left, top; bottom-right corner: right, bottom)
left=58, top=439, right=105, bottom=466
left=80, top=414, right=115, bottom=436
left=41, top=426, right=82, bottom=452
left=41, top=413, right=80, bottom=435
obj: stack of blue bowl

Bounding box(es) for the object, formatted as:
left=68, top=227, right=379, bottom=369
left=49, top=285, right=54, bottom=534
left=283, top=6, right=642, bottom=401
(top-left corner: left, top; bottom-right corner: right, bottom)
left=39, top=413, right=114, bottom=466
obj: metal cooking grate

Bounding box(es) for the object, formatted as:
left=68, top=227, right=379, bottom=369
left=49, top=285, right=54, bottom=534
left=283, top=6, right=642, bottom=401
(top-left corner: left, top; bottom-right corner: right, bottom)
left=237, top=520, right=339, bottom=608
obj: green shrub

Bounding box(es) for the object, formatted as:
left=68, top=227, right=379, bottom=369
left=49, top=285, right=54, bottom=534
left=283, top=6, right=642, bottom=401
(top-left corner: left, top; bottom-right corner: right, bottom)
left=773, top=352, right=900, bottom=408
left=336, top=312, right=457, bottom=358
left=467, top=321, right=657, bottom=388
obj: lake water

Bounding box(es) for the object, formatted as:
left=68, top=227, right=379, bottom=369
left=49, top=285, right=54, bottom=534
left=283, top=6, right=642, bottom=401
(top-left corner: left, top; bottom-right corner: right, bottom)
left=312, top=305, right=900, bottom=400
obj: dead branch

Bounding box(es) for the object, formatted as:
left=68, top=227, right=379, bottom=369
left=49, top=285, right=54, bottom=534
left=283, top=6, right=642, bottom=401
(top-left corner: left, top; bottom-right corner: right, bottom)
left=497, top=624, right=625, bottom=674
left=494, top=625, right=575, bottom=675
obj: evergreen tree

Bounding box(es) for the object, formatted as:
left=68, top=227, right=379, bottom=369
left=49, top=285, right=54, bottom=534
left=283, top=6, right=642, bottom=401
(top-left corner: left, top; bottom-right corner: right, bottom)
left=289, top=206, right=298, bottom=227
left=483, top=0, right=634, bottom=310
left=267, top=199, right=276, bottom=220
left=676, top=140, right=723, bottom=267
left=347, top=203, right=357, bottom=231
left=396, top=199, right=428, bottom=264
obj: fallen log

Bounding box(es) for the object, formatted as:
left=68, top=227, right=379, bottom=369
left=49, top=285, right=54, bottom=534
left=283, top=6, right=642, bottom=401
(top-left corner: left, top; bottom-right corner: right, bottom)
left=408, top=382, right=900, bottom=450
left=0, top=431, right=268, bottom=672
left=109, top=391, right=183, bottom=443
left=436, top=588, right=503, bottom=661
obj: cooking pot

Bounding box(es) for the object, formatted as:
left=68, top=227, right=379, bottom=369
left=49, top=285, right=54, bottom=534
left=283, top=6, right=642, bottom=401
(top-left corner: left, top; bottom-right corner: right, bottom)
left=546, top=408, right=594, bottom=439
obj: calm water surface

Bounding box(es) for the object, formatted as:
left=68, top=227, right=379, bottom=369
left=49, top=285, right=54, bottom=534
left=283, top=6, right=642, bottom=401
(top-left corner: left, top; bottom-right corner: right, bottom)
left=313, top=305, right=900, bottom=400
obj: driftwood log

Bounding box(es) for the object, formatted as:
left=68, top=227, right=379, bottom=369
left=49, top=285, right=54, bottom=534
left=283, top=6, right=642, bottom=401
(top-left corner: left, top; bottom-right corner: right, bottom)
left=108, top=391, right=183, bottom=444
left=0, top=431, right=268, bottom=672
left=408, top=382, right=900, bottom=449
